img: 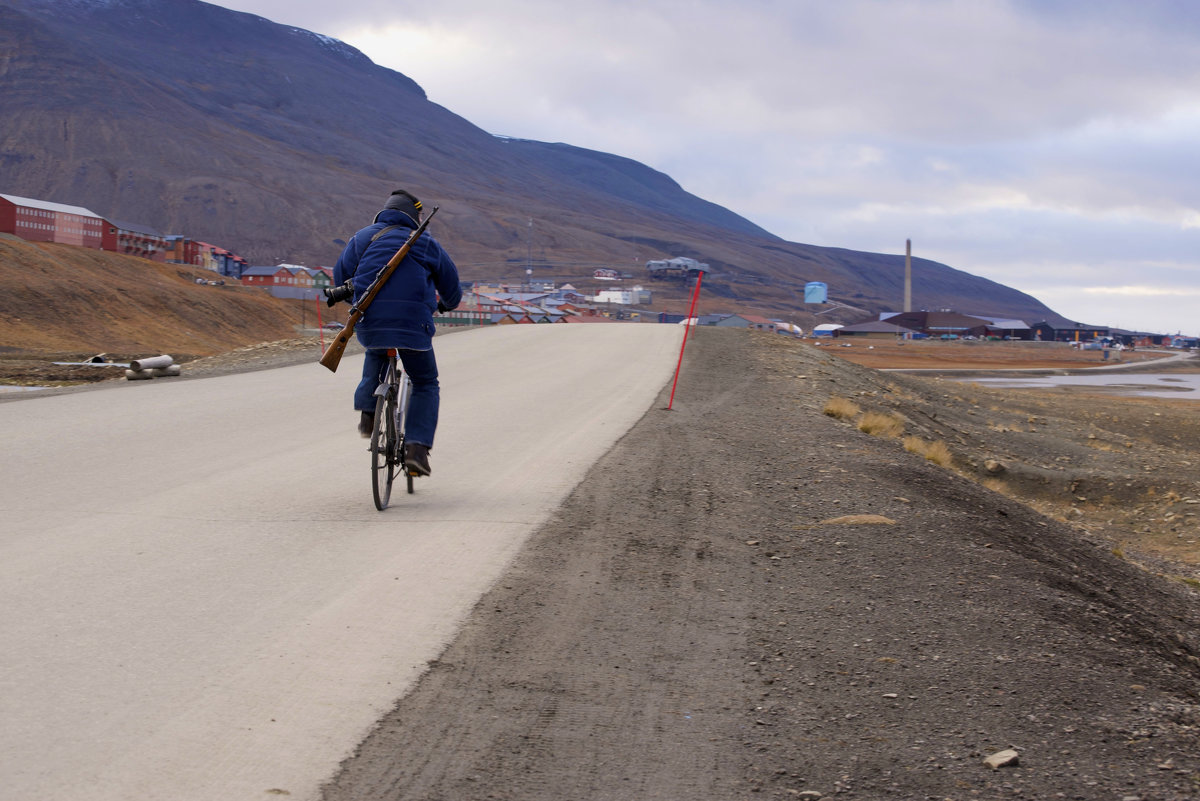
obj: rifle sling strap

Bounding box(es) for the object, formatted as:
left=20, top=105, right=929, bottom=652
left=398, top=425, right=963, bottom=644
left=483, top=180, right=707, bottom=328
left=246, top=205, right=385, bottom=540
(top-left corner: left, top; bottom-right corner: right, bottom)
left=370, top=224, right=405, bottom=243
left=347, top=224, right=408, bottom=281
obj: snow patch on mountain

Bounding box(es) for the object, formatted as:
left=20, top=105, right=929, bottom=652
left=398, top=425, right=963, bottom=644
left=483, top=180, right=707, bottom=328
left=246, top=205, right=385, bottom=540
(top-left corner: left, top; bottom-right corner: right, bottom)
left=288, top=27, right=368, bottom=63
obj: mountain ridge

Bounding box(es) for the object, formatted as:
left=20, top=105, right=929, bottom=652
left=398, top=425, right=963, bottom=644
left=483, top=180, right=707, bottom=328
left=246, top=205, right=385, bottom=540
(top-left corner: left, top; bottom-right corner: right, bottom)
left=0, top=0, right=1074, bottom=325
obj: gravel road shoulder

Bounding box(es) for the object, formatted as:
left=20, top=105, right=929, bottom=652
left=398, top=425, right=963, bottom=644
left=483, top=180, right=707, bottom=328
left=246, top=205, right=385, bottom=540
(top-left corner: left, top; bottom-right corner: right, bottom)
left=320, top=327, right=1200, bottom=801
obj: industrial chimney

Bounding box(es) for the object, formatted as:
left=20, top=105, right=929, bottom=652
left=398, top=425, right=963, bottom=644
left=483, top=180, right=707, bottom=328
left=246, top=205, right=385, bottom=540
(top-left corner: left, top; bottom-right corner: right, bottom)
left=904, top=239, right=912, bottom=313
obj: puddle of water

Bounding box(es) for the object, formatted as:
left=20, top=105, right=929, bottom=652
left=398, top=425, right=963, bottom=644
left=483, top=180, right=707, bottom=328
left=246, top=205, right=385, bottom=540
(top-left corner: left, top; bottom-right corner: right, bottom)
left=962, top=373, right=1200, bottom=399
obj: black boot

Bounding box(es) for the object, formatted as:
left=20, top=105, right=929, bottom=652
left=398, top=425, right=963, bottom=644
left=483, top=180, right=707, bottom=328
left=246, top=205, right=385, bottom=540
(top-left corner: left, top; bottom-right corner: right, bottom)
left=357, top=410, right=373, bottom=439
left=404, top=443, right=431, bottom=476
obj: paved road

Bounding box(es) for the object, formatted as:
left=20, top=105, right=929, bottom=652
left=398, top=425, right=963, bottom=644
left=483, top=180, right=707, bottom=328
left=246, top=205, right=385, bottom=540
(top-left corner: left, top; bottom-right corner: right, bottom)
left=0, top=324, right=682, bottom=801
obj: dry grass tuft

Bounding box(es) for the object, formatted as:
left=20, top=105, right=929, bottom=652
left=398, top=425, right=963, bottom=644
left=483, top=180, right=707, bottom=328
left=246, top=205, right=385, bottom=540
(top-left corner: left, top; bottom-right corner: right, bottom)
left=883, top=382, right=919, bottom=402
left=857, top=411, right=905, bottom=438
left=903, top=436, right=953, bottom=467
left=819, top=513, right=897, bottom=526
left=823, top=396, right=861, bottom=420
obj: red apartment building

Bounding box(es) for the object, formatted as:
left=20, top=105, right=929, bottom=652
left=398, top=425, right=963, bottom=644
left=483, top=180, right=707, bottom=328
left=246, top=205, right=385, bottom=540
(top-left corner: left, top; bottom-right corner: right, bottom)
left=0, top=193, right=116, bottom=250
left=3, top=192, right=246, bottom=276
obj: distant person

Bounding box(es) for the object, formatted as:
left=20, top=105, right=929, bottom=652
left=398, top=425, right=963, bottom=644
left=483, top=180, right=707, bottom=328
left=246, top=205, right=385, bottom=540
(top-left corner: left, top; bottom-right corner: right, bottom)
left=333, top=189, right=461, bottom=476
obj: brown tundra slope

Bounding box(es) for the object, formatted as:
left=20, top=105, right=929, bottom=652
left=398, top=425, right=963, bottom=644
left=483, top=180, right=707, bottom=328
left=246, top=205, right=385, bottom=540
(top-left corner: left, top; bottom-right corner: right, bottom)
left=0, top=236, right=310, bottom=383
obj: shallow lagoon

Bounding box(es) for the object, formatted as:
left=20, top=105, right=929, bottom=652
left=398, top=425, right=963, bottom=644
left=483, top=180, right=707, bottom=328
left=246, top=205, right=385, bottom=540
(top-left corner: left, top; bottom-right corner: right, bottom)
left=964, top=373, right=1200, bottom=399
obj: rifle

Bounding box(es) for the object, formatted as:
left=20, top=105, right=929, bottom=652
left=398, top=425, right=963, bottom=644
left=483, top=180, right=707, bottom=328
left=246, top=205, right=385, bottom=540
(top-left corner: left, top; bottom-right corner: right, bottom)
left=319, top=206, right=439, bottom=372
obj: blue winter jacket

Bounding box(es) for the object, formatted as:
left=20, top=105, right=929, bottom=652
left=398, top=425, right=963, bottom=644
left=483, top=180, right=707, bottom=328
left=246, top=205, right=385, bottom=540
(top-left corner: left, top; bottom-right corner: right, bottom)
left=333, top=208, right=462, bottom=351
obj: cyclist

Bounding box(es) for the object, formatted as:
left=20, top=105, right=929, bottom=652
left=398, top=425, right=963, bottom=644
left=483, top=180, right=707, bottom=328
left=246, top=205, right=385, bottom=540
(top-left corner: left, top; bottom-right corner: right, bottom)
left=333, top=189, right=461, bottom=476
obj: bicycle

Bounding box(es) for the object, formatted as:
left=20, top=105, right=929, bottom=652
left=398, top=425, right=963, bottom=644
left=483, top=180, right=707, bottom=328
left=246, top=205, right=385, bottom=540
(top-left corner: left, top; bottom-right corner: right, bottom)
left=371, top=348, right=416, bottom=510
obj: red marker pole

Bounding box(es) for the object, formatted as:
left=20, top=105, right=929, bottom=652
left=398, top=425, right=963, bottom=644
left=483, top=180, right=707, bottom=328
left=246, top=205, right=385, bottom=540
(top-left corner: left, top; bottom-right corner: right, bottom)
left=666, top=270, right=704, bottom=410
left=315, top=295, right=325, bottom=353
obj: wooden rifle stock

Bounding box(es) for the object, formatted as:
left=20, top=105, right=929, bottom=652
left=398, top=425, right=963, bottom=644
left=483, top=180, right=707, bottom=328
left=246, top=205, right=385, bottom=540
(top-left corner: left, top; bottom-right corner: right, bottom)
left=319, top=206, right=439, bottom=372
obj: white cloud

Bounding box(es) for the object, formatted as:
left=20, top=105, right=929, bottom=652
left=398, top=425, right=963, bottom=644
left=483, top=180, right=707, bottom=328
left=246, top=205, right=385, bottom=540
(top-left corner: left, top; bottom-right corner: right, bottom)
left=1034, top=281, right=1200, bottom=332
left=1078, top=285, right=1200, bottom=297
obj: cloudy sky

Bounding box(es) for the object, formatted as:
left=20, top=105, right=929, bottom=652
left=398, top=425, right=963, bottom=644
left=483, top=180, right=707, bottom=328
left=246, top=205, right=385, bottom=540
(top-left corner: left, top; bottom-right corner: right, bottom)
left=213, top=0, right=1200, bottom=335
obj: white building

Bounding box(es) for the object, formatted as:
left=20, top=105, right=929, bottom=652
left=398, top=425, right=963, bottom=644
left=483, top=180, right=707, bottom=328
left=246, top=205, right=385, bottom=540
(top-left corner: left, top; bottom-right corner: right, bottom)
left=594, top=286, right=652, bottom=305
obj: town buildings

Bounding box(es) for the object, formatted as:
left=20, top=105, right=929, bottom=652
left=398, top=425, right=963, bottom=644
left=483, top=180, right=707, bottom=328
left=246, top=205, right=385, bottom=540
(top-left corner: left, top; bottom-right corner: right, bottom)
left=461, top=288, right=610, bottom=325
left=1, top=192, right=247, bottom=276
left=834, top=311, right=1182, bottom=347
left=645, top=256, right=708, bottom=281
left=240, top=264, right=332, bottom=298
left=11, top=191, right=1174, bottom=342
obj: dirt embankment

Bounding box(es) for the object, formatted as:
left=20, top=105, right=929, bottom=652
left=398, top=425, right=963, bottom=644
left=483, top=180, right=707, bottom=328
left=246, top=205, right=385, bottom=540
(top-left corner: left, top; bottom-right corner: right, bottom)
left=320, top=328, right=1200, bottom=801
left=816, top=341, right=1200, bottom=573
left=0, top=236, right=330, bottom=384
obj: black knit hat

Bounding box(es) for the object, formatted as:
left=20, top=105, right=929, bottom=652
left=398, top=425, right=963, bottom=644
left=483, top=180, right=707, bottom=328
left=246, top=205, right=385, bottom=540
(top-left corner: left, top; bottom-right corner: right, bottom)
left=376, top=189, right=422, bottom=224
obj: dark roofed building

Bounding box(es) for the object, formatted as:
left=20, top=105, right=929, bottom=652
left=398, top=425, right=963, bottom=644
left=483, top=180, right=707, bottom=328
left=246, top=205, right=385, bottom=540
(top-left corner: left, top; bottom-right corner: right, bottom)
left=1030, top=321, right=1111, bottom=342
left=110, top=220, right=169, bottom=262
left=836, top=320, right=916, bottom=338
left=883, top=310, right=993, bottom=337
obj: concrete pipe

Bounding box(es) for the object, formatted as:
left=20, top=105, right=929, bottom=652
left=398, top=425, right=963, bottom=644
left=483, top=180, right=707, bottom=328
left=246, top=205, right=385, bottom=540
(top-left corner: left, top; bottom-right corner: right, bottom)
left=150, top=365, right=182, bottom=377
left=130, top=355, right=174, bottom=371
left=125, top=369, right=155, bottom=380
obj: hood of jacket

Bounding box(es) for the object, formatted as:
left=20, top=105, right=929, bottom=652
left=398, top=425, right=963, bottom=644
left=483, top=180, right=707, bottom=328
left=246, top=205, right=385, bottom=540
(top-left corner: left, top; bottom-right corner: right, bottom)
left=372, top=207, right=419, bottom=228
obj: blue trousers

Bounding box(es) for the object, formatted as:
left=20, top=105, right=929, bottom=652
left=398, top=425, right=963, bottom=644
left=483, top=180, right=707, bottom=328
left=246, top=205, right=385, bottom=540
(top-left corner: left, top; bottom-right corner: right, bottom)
left=355, top=348, right=440, bottom=448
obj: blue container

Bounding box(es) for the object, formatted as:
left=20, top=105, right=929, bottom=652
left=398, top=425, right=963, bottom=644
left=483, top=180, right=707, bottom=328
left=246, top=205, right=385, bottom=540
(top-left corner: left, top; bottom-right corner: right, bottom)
left=804, top=282, right=828, bottom=303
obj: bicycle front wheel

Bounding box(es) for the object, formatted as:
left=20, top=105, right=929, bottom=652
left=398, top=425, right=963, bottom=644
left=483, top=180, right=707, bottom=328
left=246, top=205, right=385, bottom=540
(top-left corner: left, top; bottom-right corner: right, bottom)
left=371, top=393, right=397, bottom=510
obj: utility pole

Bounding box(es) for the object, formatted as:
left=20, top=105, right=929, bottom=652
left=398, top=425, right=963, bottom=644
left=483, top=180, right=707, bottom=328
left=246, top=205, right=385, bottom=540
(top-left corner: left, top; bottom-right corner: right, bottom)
left=904, top=239, right=912, bottom=313
left=526, top=217, right=533, bottom=293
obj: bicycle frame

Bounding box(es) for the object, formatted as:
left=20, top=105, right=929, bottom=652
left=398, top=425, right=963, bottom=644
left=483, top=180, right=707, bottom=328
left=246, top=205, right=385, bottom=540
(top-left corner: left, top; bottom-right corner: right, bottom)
left=374, top=354, right=413, bottom=423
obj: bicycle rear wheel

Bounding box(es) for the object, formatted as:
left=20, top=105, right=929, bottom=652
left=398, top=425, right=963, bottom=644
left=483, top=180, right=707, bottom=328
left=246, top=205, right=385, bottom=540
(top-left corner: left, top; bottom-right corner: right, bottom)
left=371, top=392, right=397, bottom=510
